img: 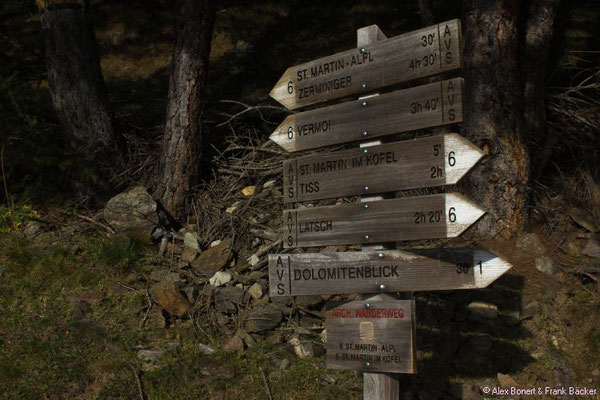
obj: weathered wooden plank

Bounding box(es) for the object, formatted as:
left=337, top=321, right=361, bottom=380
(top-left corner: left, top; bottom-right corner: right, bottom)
left=270, top=19, right=462, bottom=110
left=283, top=133, right=483, bottom=203
left=271, top=78, right=464, bottom=152
left=326, top=296, right=416, bottom=374
left=268, top=248, right=512, bottom=296
left=282, top=193, right=485, bottom=248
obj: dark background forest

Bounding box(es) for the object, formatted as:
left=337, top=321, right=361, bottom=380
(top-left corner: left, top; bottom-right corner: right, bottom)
left=0, top=0, right=599, bottom=399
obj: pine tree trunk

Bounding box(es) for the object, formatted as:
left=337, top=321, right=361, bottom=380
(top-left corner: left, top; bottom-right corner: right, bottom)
left=460, top=0, right=559, bottom=239
left=461, top=0, right=530, bottom=239
left=37, top=0, right=118, bottom=150
left=155, top=0, right=215, bottom=222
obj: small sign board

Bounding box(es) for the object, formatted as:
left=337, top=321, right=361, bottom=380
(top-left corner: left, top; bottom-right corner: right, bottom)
left=283, top=133, right=483, bottom=203
left=283, top=193, right=485, bottom=248
left=271, top=78, right=464, bottom=152
left=326, top=296, right=416, bottom=373
left=268, top=248, right=512, bottom=297
left=270, top=20, right=462, bottom=110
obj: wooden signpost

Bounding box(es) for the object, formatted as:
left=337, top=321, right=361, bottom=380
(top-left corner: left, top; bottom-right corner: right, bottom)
left=268, top=248, right=512, bottom=297
left=283, top=193, right=485, bottom=248
left=326, top=297, right=416, bottom=374
left=271, top=78, right=464, bottom=152
left=269, top=19, right=462, bottom=110
left=283, top=133, right=483, bottom=203
left=267, top=19, right=511, bottom=400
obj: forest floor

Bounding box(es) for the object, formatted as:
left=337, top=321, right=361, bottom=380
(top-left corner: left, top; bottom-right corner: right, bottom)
left=1, top=0, right=600, bottom=399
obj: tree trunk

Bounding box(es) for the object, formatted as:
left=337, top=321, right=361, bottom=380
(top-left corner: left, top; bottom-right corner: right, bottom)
left=521, top=0, right=559, bottom=182
left=461, top=0, right=530, bottom=239
left=155, top=0, right=215, bottom=222
left=460, top=0, right=559, bottom=239
left=37, top=0, right=118, bottom=150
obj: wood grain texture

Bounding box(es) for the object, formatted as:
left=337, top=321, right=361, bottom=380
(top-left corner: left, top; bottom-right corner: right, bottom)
left=325, top=297, right=416, bottom=373
left=283, top=133, right=483, bottom=203
left=270, top=19, right=462, bottom=110
left=271, top=78, right=464, bottom=152
left=268, top=248, right=512, bottom=296
left=282, top=193, right=485, bottom=248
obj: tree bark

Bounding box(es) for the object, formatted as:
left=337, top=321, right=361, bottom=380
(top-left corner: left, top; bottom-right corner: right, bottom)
left=461, top=0, right=530, bottom=239
left=155, top=0, right=215, bottom=222
left=36, top=0, right=119, bottom=151
left=459, top=0, right=560, bottom=239
left=521, top=0, right=559, bottom=182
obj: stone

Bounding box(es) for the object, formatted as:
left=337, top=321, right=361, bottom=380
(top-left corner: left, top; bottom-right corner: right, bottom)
left=497, top=373, right=518, bottom=388
left=23, top=221, right=42, bottom=239
left=191, top=242, right=231, bottom=277
left=183, top=286, right=198, bottom=305
left=242, top=186, right=256, bottom=196
left=248, top=282, right=264, bottom=300
left=289, top=335, right=314, bottom=359
left=248, top=254, right=260, bottom=266
left=520, top=300, right=539, bottom=320
left=180, top=247, right=198, bottom=263
left=196, top=343, right=216, bottom=355
left=568, top=207, right=599, bottom=232
left=582, top=236, right=600, bottom=258
left=138, top=349, right=164, bottom=372
left=320, top=329, right=327, bottom=344
left=467, top=301, right=499, bottom=321
left=535, top=256, right=559, bottom=276
left=516, top=233, right=546, bottom=256
left=263, top=180, right=276, bottom=189
left=183, top=232, right=200, bottom=250
left=209, top=271, right=232, bottom=287
left=223, top=332, right=244, bottom=352
left=245, top=305, right=283, bottom=333
left=210, top=240, right=222, bottom=247
left=215, top=286, right=248, bottom=314
left=240, top=330, right=256, bottom=347
left=151, top=227, right=166, bottom=241
left=103, top=186, right=158, bottom=239
left=149, top=281, right=190, bottom=317
left=225, top=206, right=237, bottom=214
left=295, top=295, right=323, bottom=308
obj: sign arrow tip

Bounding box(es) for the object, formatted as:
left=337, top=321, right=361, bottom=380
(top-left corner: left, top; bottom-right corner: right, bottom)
left=473, top=249, right=513, bottom=288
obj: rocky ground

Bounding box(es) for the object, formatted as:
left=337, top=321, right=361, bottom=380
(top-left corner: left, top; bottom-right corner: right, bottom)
left=2, top=169, right=599, bottom=399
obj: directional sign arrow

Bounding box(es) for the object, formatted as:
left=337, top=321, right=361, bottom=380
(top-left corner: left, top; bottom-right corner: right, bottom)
left=283, top=133, right=484, bottom=203
left=271, top=78, right=464, bottom=152
left=270, top=19, right=462, bottom=110
left=283, top=193, right=485, bottom=248
left=268, top=248, right=511, bottom=296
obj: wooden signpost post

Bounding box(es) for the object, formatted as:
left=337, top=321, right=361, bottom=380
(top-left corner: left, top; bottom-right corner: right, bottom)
left=282, top=133, right=483, bottom=203
left=267, top=19, right=512, bottom=400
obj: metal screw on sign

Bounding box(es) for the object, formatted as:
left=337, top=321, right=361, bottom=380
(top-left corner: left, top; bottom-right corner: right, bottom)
left=362, top=204, right=369, bottom=210
left=379, top=284, right=387, bottom=291
left=365, top=303, right=371, bottom=309
left=361, top=101, right=368, bottom=107
left=361, top=83, right=367, bottom=89
left=378, top=252, right=385, bottom=258
left=364, top=234, right=370, bottom=240
left=360, top=47, right=366, bottom=53
left=362, top=185, right=369, bottom=192
left=362, top=148, right=368, bottom=154
left=364, top=361, right=371, bottom=368
left=362, top=131, right=368, bottom=137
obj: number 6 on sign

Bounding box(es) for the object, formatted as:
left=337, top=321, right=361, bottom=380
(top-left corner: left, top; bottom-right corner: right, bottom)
left=445, top=193, right=485, bottom=238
